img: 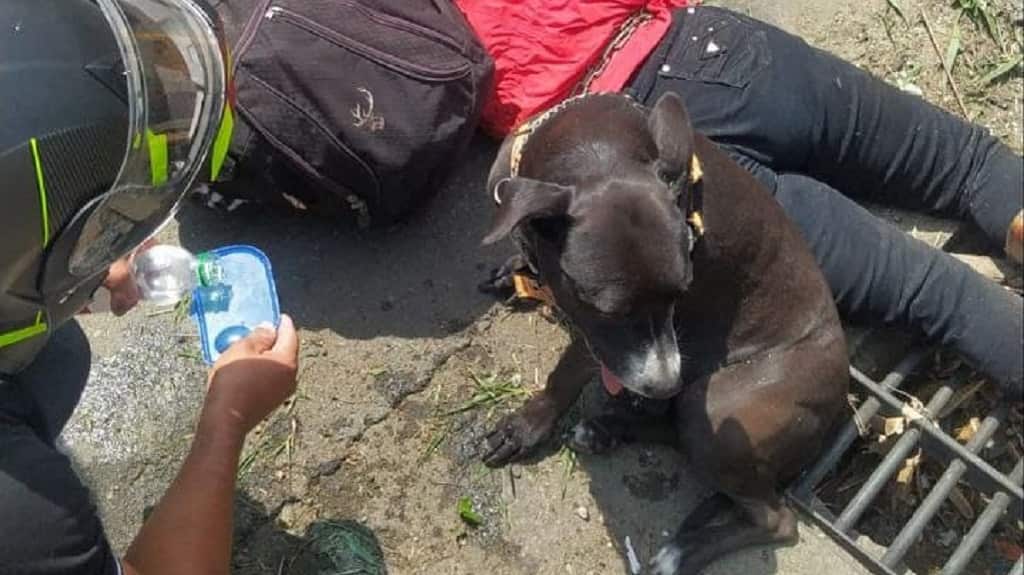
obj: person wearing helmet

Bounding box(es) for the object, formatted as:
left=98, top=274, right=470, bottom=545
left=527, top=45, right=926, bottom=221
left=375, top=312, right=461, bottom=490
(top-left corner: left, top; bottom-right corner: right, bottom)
left=0, top=2, right=300, bottom=573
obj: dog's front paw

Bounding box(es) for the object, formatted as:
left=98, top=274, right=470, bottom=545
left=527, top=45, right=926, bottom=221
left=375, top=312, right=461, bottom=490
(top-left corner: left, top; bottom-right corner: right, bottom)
left=648, top=543, right=684, bottom=575
left=482, top=398, right=557, bottom=467
left=566, top=419, right=620, bottom=455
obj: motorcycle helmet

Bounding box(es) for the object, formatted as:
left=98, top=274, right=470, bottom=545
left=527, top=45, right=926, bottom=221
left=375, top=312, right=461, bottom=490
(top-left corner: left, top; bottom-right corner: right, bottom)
left=0, top=0, right=233, bottom=374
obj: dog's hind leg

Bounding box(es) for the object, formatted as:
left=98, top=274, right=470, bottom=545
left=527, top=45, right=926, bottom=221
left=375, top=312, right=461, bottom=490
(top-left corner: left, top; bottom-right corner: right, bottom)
left=649, top=494, right=798, bottom=575
left=677, top=492, right=736, bottom=531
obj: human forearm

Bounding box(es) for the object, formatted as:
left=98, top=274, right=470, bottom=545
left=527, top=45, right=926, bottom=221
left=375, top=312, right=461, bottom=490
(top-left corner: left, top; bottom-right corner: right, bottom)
left=122, top=413, right=245, bottom=575
left=121, top=316, right=299, bottom=575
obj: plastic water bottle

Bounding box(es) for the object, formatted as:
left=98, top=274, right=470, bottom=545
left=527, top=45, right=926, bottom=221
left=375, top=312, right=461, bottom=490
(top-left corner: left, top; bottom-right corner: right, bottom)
left=132, top=245, right=224, bottom=306
left=88, top=243, right=280, bottom=363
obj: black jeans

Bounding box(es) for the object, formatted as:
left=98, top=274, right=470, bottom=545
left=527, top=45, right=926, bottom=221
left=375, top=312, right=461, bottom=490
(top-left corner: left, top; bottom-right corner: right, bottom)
left=629, top=6, right=1023, bottom=394
left=0, top=323, right=119, bottom=574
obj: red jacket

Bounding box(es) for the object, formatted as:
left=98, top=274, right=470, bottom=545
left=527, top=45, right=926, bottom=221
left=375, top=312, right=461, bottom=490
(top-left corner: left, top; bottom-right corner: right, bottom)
left=454, top=0, right=693, bottom=136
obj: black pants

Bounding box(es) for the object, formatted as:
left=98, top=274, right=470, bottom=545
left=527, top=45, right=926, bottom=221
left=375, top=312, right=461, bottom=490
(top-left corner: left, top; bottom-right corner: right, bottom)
left=629, top=6, right=1023, bottom=393
left=0, top=322, right=120, bottom=574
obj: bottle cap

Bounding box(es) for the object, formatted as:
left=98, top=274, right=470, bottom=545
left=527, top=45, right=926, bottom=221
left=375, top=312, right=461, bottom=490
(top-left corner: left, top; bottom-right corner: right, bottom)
left=196, top=252, right=224, bottom=287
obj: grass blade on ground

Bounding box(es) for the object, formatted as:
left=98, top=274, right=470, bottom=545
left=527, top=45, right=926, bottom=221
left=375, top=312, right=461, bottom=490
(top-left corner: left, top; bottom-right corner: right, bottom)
left=978, top=53, right=1023, bottom=86
left=442, top=371, right=529, bottom=417
left=944, top=18, right=962, bottom=72
left=886, top=0, right=908, bottom=25
left=457, top=496, right=483, bottom=526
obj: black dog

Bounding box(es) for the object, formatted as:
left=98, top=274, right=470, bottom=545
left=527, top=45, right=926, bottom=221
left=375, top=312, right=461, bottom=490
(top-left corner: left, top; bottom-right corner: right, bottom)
left=480, top=92, right=849, bottom=574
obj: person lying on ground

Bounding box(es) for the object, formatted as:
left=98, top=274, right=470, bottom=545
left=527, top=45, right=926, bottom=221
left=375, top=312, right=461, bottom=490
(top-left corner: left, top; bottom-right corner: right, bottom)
left=458, top=0, right=1024, bottom=395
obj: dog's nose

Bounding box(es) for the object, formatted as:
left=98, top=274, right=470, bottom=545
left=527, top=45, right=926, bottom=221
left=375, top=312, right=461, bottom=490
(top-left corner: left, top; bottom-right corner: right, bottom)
left=628, top=345, right=682, bottom=399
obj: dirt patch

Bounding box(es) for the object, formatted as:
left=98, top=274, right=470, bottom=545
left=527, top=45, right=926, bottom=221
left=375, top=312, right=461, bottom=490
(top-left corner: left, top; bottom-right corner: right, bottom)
left=221, top=308, right=872, bottom=575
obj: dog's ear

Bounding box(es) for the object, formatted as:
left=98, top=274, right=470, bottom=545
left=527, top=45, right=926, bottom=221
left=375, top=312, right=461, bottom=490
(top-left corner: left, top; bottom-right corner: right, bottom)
left=648, top=92, right=694, bottom=183
left=483, top=177, right=574, bottom=245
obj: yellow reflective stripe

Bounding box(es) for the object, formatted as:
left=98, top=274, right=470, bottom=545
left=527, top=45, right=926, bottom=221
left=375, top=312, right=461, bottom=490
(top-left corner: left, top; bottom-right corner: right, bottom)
left=147, top=130, right=169, bottom=186
left=9, top=141, right=54, bottom=349
left=0, top=316, right=48, bottom=349
left=210, top=104, right=234, bottom=181
left=29, top=138, right=51, bottom=246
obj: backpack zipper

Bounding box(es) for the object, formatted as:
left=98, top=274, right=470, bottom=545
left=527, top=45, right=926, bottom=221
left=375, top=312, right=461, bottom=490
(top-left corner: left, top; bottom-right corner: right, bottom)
left=232, top=0, right=275, bottom=70
left=264, top=6, right=470, bottom=82
left=330, top=0, right=467, bottom=55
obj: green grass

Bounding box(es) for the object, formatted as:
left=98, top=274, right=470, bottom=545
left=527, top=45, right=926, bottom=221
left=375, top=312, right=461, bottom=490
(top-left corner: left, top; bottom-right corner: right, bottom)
left=442, top=371, right=530, bottom=418
left=954, top=1, right=1024, bottom=89
left=558, top=445, right=578, bottom=500
left=177, top=348, right=204, bottom=363
left=978, top=52, right=1023, bottom=85
left=457, top=496, right=483, bottom=527
left=887, top=0, right=909, bottom=25
left=237, top=433, right=289, bottom=478
left=173, top=292, right=193, bottom=324
left=944, top=18, right=962, bottom=72
left=419, top=370, right=530, bottom=461
left=953, top=0, right=1001, bottom=46
left=420, top=420, right=454, bottom=460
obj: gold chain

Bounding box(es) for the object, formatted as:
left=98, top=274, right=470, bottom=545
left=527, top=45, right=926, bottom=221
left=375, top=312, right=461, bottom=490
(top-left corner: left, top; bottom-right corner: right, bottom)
left=574, top=10, right=653, bottom=97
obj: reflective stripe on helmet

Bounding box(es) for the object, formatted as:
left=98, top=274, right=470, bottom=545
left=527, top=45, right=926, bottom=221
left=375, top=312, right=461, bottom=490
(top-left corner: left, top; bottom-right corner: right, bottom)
left=29, top=138, right=51, bottom=246
left=210, top=103, right=234, bottom=181
left=0, top=312, right=47, bottom=349
left=1, top=140, right=54, bottom=348
left=148, top=130, right=169, bottom=186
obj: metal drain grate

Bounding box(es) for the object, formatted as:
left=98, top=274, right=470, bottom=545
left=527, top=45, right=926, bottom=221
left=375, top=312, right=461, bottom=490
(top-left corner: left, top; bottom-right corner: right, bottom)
left=788, top=347, right=1024, bottom=575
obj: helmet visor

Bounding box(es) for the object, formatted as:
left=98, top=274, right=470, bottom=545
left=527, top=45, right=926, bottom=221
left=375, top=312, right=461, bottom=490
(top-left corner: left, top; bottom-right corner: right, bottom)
left=68, top=0, right=229, bottom=278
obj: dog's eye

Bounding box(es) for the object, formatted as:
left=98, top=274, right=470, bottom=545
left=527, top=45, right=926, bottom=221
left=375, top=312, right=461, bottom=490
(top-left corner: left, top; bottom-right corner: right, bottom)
left=656, top=166, right=682, bottom=187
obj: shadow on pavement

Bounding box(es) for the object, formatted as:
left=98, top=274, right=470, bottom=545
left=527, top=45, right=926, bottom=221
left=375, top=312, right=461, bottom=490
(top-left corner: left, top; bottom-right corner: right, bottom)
left=177, top=135, right=510, bottom=341
left=570, top=384, right=781, bottom=575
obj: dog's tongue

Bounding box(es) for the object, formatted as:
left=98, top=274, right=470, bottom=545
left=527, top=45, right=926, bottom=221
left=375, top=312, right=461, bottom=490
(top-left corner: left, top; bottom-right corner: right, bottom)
left=601, top=364, right=625, bottom=396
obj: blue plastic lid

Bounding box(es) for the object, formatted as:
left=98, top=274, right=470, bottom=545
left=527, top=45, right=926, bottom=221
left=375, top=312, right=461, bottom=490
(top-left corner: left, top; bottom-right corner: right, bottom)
left=191, top=245, right=281, bottom=364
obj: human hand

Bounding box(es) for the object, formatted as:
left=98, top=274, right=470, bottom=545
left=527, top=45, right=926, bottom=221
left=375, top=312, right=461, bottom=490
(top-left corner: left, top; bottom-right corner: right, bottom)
left=83, top=239, right=159, bottom=316
left=100, top=255, right=142, bottom=316
left=201, top=314, right=300, bottom=437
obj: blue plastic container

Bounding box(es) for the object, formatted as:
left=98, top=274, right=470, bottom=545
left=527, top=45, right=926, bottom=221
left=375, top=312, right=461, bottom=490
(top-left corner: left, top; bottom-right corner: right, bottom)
left=192, top=245, right=280, bottom=364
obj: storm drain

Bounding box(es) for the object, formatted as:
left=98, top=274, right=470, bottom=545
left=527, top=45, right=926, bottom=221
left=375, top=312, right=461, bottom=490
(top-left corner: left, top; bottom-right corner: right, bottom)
left=787, top=346, right=1024, bottom=575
